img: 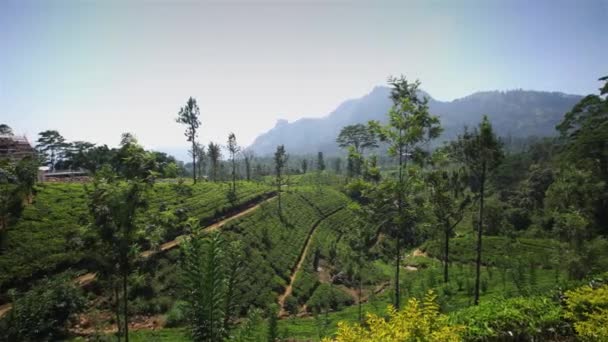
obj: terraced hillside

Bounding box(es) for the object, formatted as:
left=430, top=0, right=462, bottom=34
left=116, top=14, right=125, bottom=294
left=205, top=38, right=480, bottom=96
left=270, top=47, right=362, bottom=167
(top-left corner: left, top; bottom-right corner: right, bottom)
left=0, top=181, right=272, bottom=296
left=219, top=187, right=351, bottom=312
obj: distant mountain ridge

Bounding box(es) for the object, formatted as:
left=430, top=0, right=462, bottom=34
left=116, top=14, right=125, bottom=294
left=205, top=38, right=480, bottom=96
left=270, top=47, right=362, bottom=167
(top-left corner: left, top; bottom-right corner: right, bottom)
left=248, top=87, right=582, bottom=155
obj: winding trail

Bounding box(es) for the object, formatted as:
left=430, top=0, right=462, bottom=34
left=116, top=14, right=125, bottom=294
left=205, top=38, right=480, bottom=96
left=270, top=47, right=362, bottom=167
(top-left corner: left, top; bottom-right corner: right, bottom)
left=0, top=194, right=276, bottom=319
left=140, top=196, right=276, bottom=258
left=0, top=303, right=11, bottom=318
left=277, top=206, right=344, bottom=317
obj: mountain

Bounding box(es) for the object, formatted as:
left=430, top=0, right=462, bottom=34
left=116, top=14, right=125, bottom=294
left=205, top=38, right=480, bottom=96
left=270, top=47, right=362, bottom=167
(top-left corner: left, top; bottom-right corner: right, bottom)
left=248, top=87, right=583, bottom=156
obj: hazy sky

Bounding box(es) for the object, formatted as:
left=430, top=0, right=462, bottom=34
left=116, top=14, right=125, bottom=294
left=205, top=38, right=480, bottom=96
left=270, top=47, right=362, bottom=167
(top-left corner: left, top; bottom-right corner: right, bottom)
left=1, top=0, right=606, bottom=159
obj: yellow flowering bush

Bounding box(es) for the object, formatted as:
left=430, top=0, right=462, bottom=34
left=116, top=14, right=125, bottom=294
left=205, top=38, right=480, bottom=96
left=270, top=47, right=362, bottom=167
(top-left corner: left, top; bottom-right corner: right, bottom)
left=323, top=291, right=463, bottom=342
left=564, top=283, right=608, bottom=341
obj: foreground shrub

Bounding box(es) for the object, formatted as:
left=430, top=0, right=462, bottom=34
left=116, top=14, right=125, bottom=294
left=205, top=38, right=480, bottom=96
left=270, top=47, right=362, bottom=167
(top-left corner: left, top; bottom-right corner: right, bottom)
left=0, top=276, right=85, bottom=341
left=450, top=296, right=563, bottom=340
left=306, top=284, right=354, bottom=313
left=164, top=300, right=188, bottom=328
left=324, top=291, right=463, bottom=342
left=564, top=283, right=608, bottom=341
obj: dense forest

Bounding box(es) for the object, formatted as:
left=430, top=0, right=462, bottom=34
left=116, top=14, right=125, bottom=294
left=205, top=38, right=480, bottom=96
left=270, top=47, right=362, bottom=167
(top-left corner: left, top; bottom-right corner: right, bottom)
left=0, top=75, right=607, bottom=342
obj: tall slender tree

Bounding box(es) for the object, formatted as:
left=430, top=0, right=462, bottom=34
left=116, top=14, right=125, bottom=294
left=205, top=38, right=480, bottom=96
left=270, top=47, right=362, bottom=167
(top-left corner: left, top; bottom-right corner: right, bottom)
left=301, top=159, right=308, bottom=174
left=176, top=97, right=201, bottom=183
left=195, top=143, right=206, bottom=180
left=89, top=177, right=149, bottom=341
left=425, top=151, right=470, bottom=283
left=227, top=133, right=240, bottom=194
left=317, top=152, right=325, bottom=171
left=450, top=115, right=503, bottom=305
left=346, top=146, right=363, bottom=178
left=207, top=142, right=222, bottom=182
left=242, top=150, right=255, bottom=181
left=369, top=76, right=442, bottom=309
left=274, top=145, right=288, bottom=215
left=333, top=158, right=342, bottom=174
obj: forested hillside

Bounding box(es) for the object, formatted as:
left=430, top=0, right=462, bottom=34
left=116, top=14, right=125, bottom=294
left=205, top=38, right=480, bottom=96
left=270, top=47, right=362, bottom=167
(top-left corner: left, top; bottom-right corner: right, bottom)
left=248, top=87, right=582, bottom=155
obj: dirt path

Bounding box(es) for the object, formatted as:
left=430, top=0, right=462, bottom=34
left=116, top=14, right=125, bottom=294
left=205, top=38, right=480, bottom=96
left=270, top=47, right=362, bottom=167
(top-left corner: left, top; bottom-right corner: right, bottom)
left=0, top=303, right=11, bottom=318
left=140, top=196, right=275, bottom=258
left=277, top=206, right=344, bottom=317
left=0, top=195, right=276, bottom=320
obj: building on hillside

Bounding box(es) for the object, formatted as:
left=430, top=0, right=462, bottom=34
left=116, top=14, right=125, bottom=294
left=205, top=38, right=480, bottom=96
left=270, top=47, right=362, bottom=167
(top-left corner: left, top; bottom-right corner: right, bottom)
left=0, top=134, right=36, bottom=162
left=39, top=169, right=90, bottom=183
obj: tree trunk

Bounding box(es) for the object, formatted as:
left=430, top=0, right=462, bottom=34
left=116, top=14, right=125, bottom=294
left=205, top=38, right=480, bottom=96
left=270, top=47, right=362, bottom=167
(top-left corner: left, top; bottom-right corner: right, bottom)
left=394, top=235, right=401, bottom=309
left=192, top=142, right=197, bottom=184
left=394, top=136, right=405, bottom=310
left=474, top=167, right=485, bottom=305
left=50, top=149, right=55, bottom=172
left=114, top=281, right=122, bottom=341
left=277, top=173, right=282, bottom=216
left=444, top=225, right=450, bottom=283
left=232, top=158, right=236, bottom=193
left=358, top=274, right=362, bottom=323
left=123, top=272, right=129, bottom=342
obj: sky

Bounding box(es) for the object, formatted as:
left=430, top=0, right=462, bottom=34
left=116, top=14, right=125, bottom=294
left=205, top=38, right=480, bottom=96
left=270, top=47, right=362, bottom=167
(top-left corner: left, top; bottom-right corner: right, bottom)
left=1, top=0, right=606, bottom=160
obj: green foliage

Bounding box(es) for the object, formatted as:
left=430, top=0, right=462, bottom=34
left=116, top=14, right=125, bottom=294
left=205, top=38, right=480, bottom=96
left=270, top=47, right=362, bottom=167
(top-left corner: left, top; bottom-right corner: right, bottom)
left=449, top=115, right=503, bottom=305
left=165, top=301, right=188, bottom=328
left=336, top=124, right=378, bottom=155
left=274, top=145, right=288, bottom=214
left=307, top=284, right=354, bottom=313
left=266, top=305, right=278, bottom=342
left=0, top=181, right=271, bottom=292
left=545, top=166, right=604, bottom=221
left=555, top=76, right=608, bottom=234
left=0, top=162, right=24, bottom=232
left=176, top=97, right=202, bottom=183
left=220, top=188, right=349, bottom=311
left=14, top=156, right=39, bottom=198
left=337, top=124, right=378, bottom=178
left=564, top=282, right=608, bottom=341
left=284, top=296, right=299, bottom=315
left=324, top=291, right=462, bottom=342
left=228, top=308, right=264, bottom=342
left=367, top=75, right=442, bottom=309
left=425, top=151, right=470, bottom=283
left=227, top=132, right=240, bottom=194
left=317, top=152, right=326, bottom=171
left=0, top=276, right=85, bottom=341
left=424, top=236, right=561, bottom=268
left=89, top=175, right=151, bottom=340
left=180, top=233, right=230, bottom=341
left=36, top=130, right=66, bottom=172
left=450, top=296, right=563, bottom=340
left=113, top=133, right=159, bottom=180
